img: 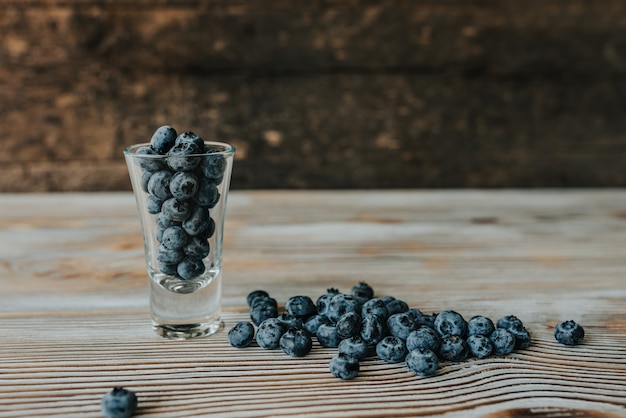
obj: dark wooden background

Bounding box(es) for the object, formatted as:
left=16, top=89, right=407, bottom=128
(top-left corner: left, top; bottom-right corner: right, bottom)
left=2, top=0, right=626, bottom=191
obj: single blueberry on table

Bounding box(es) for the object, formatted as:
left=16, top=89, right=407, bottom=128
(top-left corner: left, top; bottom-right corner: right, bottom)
left=101, top=387, right=138, bottom=418
left=184, top=236, right=210, bottom=259
left=554, top=320, right=585, bottom=346
left=326, top=293, right=359, bottom=322
left=157, top=244, right=184, bottom=265
left=183, top=205, right=211, bottom=236
left=376, top=336, right=408, bottom=363
left=161, top=198, right=192, bottom=222
left=361, top=298, right=389, bottom=321
left=468, top=315, right=495, bottom=337
left=134, top=145, right=163, bottom=172
left=246, top=290, right=270, bottom=307
left=256, top=317, right=287, bottom=349
left=250, top=297, right=278, bottom=326
left=280, top=328, right=313, bottom=357
left=169, top=171, right=199, bottom=200
left=304, top=314, right=333, bottom=335
left=228, top=321, right=255, bottom=348
left=489, top=328, right=516, bottom=356
left=285, top=295, right=317, bottom=320
left=177, top=256, right=205, bottom=280
left=387, top=312, right=417, bottom=340
left=350, top=281, right=374, bottom=305
left=360, top=313, right=386, bottom=345
left=160, top=226, right=188, bottom=250
left=316, top=288, right=340, bottom=316
left=329, top=353, right=360, bottom=380
left=150, top=125, right=177, bottom=154
left=336, top=311, right=362, bottom=340
left=438, top=334, right=470, bottom=362
left=406, top=348, right=439, bottom=377
left=147, top=170, right=173, bottom=201
left=434, top=310, right=468, bottom=338
left=316, top=323, right=341, bottom=348
left=338, top=336, right=370, bottom=360
left=406, top=326, right=441, bottom=352
left=467, top=334, right=494, bottom=359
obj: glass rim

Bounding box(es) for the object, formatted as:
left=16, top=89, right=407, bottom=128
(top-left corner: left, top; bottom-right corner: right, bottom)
left=123, top=141, right=235, bottom=158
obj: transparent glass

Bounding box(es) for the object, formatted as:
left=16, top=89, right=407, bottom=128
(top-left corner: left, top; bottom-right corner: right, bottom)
left=124, top=141, right=235, bottom=339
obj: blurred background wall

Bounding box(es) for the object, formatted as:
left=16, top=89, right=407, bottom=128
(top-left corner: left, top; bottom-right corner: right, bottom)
left=1, top=0, right=626, bottom=192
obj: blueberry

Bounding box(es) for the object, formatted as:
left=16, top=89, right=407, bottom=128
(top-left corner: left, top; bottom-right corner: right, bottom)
left=276, top=312, right=304, bottom=330
left=177, top=256, right=205, bottom=280
left=147, top=170, right=173, bottom=200
left=157, top=244, right=184, bottom=265
left=160, top=226, right=188, bottom=250
left=497, top=315, right=531, bottom=349
left=326, top=293, right=359, bottom=322
left=384, top=296, right=409, bottom=316
left=360, top=313, right=386, bottom=345
left=183, top=205, right=211, bottom=236
left=246, top=290, right=270, bottom=307
left=150, top=125, right=177, bottom=154
left=280, top=328, right=313, bottom=357
left=134, top=145, right=163, bottom=172
left=169, top=171, right=199, bottom=200
left=202, top=152, right=227, bottom=179
left=156, top=211, right=180, bottom=230
left=250, top=297, right=278, bottom=326
left=285, top=295, right=317, bottom=320
left=329, top=353, right=360, bottom=380
left=406, top=326, right=441, bottom=352
left=184, top=236, right=210, bottom=259
left=361, top=298, right=389, bottom=321
left=316, top=323, right=341, bottom=348
left=316, top=288, right=340, bottom=316
left=351, top=281, right=374, bottom=305
left=161, top=198, right=191, bottom=222
left=376, top=336, right=408, bottom=363
left=199, top=216, right=216, bottom=239
left=167, top=140, right=202, bottom=171
left=146, top=195, right=162, bottom=214
left=338, top=336, right=370, bottom=360
left=304, top=314, right=333, bottom=335
left=196, top=181, right=220, bottom=208
left=467, top=315, right=495, bottom=337
left=158, top=261, right=178, bottom=276
left=100, top=387, right=138, bottom=418
left=406, top=308, right=424, bottom=322
left=415, top=312, right=437, bottom=328
left=336, top=311, right=362, bottom=340
left=438, top=334, right=469, bottom=362
left=228, top=321, right=255, bottom=348
left=387, top=312, right=417, bottom=340
left=554, top=320, right=585, bottom=346
left=467, top=334, right=494, bottom=359
left=434, top=310, right=468, bottom=338
left=176, top=131, right=206, bottom=151
left=406, top=348, right=439, bottom=377
left=256, top=317, right=287, bottom=349
left=489, top=328, right=516, bottom=356
left=140, top=170, right=152, bottom=192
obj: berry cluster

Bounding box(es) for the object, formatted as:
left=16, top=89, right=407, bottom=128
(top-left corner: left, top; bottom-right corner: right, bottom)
left=228, top=283, right=532, bottom=379
left=132, top=126, right=227, bottom=280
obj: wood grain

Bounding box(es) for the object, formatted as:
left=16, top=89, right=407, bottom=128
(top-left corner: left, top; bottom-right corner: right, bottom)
left=0, top=191, right=625, bottom=417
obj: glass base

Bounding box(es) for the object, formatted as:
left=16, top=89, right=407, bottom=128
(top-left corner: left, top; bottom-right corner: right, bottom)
left=153, top=318, right=223, bottom=340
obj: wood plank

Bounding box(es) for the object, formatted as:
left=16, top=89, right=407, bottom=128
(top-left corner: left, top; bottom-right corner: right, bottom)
left=0, top=191, right=625, bottom=416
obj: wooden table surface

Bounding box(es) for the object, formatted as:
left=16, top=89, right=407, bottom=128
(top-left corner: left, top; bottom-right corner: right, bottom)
left=1, top=190, right=625, bottom=418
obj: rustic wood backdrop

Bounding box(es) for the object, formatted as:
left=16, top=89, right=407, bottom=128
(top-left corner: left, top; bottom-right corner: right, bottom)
left=2, top=0, right=626, bottom=192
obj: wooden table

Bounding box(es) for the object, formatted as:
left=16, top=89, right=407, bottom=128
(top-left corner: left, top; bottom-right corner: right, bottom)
left=1, top=191, right=625, bottom=417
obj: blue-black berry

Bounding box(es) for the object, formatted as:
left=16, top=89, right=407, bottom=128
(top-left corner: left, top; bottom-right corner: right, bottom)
left=554, top=320, right=585, bottom=346
left=434, top=310, right=468, bottom=338
left=406, top=326, right=440, bottom=352
left=250, top=297, right=278, bottom=326
left=406, top=348, right=439, bottom=376
left=376, top=336, right=408, bottom=363
left=280, top=328, right=313, bottom=357
left=360, top=313, right=386, bottom=345
left=256, top=317, right=287, bottom=349
left=316, top=323, right=341, bottom=348
left=438, top=334, right=469, bottom=362
left=326, top=293, right=359, bottom=322
left=329, top=353, right=360, bottom=380
left=361, top=298, right=389, bottom=320
left=467, top=334, right=494, bottom=359
left=228, top=321, right=255, bottom=348
left=101, top=387, right=138, bottom=418
left=489, top=328, right=516, bottom=356
left=150, top=125, right=177, bottom=154
left=285, top=295, right=317, bottom=320
left=316, top=288, right=340, bottom=316
left=335, top=311, right=362, bottom=340
left=351, top=281, right=374, bottom=305
left=304, top=314, right=333, bottom=335
left=246, top=290, right=270, bottom=307
left=467, top=315, right=495, bottom=337
left=387, top=312, right=417, bottom=340
left=338, top=336, right=369, bottom=360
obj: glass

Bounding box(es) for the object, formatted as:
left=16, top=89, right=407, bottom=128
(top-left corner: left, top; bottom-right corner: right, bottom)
left=124, top=141, right=235, bottom=339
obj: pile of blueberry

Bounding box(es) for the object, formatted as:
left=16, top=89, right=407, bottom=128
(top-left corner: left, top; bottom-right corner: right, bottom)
left=132, top=126, right=227, bottom=280
left=227, top=283, right=535, bottom=379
